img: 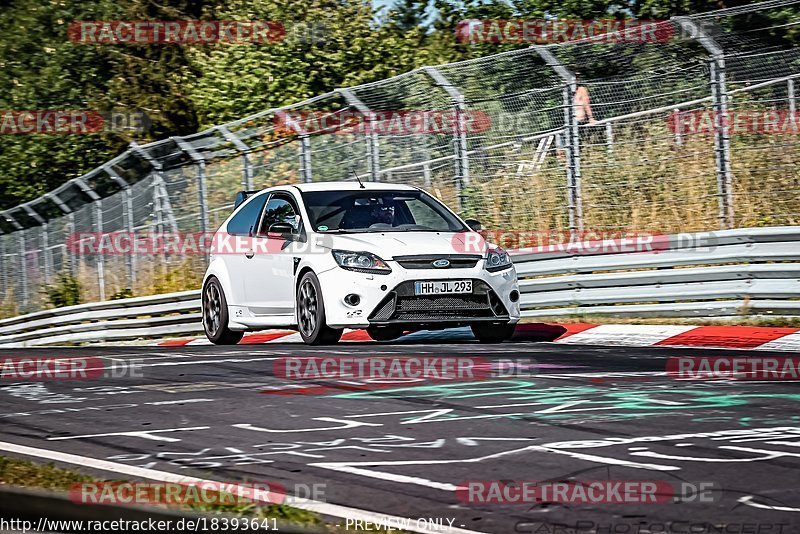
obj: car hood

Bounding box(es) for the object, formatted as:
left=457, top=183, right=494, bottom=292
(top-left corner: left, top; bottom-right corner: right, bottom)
left=316, top=231, right=490, bottom=259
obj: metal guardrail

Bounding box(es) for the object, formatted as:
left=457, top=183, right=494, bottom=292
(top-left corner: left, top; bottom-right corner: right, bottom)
left=0, top=226, right=798, bottom=347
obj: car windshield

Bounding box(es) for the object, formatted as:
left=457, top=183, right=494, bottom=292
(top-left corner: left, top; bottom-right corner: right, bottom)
left=301, top=189, right=468, bottom=233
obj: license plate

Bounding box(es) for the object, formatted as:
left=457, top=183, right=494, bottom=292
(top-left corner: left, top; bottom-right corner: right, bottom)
left=414, top=280, right=472, bottom=295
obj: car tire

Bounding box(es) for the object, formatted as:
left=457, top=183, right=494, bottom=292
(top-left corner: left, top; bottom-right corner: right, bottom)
left=367, top=326, right=404, bottom=342
left=471, top=322, right=516, bottom=343
left=297, top=271, right=343, bottom=345
left=202, top=277, right=244, bottom=345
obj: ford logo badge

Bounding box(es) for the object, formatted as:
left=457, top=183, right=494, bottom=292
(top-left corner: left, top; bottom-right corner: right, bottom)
left=432, top=259, right=450, bottom=268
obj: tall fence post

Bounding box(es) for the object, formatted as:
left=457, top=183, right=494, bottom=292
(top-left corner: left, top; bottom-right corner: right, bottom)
left=675, top=16, right=734, bottom=229
left=130, top=141, right=178, bottom=235
left=42, top=223, right=50, bottom=285
left=423, top=67, right=470, bottom=210
left=19, top=232, right=28, bottom=307
left=124, top=188, right=136, bottom=290
left=67, top=212, right=76, bottom=276
left=279, top=114, right=313, bottom=183
left=94, top=200, right=106, bottom=301
left=104, top=166, right=135, bottom=291
left=337, top=88, right=381, bottom=181
left=605, top=123, right=614, bottom=160
left=22, top=205, right=48, bottom=287
left=153, top=176, right=163, bottom=234
left=789, top=78, right=796, bottom=115
left=532, top=46, right=584, bottom=236
left=298, top=136, right=313, bottom=183
left=174, top=138, right=209, bottom=235
left=219, top=125, right=254, bottom=190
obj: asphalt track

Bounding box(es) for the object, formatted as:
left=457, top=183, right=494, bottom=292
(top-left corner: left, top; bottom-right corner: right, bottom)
left=1, top=337, right=800, bottom=534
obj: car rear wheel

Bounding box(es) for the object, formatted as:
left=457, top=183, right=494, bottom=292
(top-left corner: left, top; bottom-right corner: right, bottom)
left=297, top=272, right=343, bottom=345
left=471, top=322, right=516, bottom=343
left=203, top=277, right=244, bottom=345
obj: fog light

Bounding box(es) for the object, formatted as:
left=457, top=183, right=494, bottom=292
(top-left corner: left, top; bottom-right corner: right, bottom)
left=344, top=294, right=361, bottom=306
left=509, top=290, right=519, bottom=302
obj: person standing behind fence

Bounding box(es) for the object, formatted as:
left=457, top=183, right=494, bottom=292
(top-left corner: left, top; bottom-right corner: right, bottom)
left=556, top=72, right=597, bottom=160
left=574, top=72, right=597, bottom=126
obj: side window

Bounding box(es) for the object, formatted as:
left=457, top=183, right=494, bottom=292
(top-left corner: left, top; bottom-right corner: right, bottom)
left=257, top=194, right=302, bottom=236
left=226, top=194, right=268, bottom=236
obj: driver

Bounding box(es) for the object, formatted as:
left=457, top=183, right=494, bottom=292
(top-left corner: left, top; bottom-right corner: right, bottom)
left=370, top=201, right=395, bottom=225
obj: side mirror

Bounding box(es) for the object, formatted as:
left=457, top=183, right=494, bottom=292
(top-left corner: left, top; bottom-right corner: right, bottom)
left=464, top=218, right=482, bottom=232
left=234, top=190, right=259, bottom=210
left=267, top=222, right=296, bottom=239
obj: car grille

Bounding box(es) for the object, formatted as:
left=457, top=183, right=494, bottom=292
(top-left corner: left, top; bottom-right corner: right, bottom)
left=394, top=254, right=482, bottom=270
left=369, top=280, right=508, bottom=322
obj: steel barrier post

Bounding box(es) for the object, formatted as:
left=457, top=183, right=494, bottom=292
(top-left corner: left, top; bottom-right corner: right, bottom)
left=67, top=212, right=76, bottom=276
left=94, top=200, right=105, bottom=301
left=675, top=16, right=734, bottom=229
left=423, top=67, right=470, bottom=210
left=337, top=88, right=381, bottom=181
left=19, top=232, right=27, bottom=307
left=219, top=125, right=254, bottom=190
left=173, top=138, right=209, bottom=235
left=532, top=45, right=584, bottom=236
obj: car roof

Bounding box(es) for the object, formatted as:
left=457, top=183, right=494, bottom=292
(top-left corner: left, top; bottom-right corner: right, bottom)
left=289, top=181, right=418, bottom=192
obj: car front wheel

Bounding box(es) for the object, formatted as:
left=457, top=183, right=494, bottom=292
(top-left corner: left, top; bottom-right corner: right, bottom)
left=471, top=322, right=516, bottom=343
left=203, top=277, right=244, bottom=345
left=297, top=272, right=343, bottom=345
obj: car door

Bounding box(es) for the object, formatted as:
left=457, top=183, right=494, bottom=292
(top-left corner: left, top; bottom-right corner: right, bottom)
left=245, top=192, right=302, bottom=317
left=221, top=192, right=269, bottom=307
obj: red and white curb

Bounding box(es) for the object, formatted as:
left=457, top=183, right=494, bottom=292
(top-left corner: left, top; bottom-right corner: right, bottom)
left=159, top=323, right=800, bottom=351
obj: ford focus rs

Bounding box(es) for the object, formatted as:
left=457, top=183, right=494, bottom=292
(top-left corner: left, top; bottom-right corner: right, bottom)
left=201, top=182, right=520, bottom=345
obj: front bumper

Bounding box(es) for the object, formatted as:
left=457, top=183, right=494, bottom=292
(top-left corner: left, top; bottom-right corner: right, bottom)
left=317, top=260, right=520, bottom=329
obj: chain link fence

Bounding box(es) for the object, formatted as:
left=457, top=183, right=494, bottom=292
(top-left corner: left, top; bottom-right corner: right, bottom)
left=1, top=0, right=799, bottom=314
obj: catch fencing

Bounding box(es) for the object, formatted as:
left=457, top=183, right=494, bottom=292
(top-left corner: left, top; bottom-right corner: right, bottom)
left=0, top=0, right=799, bottom=314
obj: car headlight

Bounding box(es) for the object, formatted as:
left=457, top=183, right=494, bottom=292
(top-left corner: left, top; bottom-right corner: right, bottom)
left=332, top=250, right=392, bottom=274
left=485, top=247, right=512, bottom=272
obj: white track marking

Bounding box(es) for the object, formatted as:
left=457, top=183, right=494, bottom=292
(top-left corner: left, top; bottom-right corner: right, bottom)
left=47, top=426, right=210, bottom=442
left=555, top=324, right=698, bottom=346
left=759, top=331, right=800, bottom=352
left=0, top=441, right=488, bottom=534
left=311, top=444, right=679, bottom=493
left=738, top=495, right=800, bottom=512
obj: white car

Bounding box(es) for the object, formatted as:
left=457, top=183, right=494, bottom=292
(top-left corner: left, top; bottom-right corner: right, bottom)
left=201, top=182, right=520, bottom=345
